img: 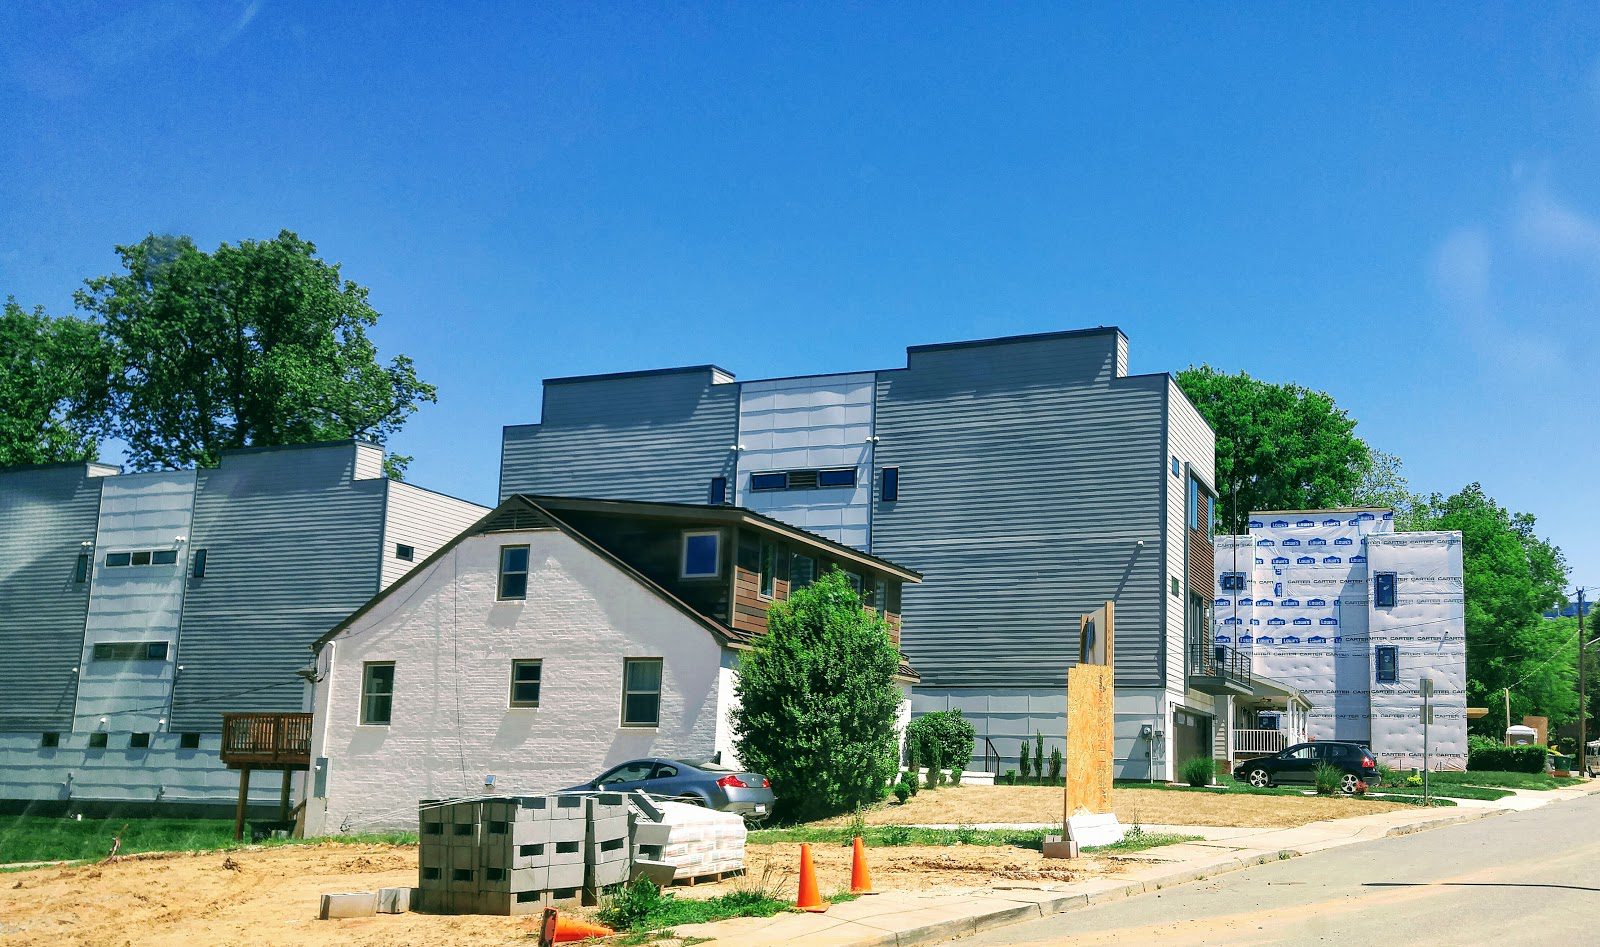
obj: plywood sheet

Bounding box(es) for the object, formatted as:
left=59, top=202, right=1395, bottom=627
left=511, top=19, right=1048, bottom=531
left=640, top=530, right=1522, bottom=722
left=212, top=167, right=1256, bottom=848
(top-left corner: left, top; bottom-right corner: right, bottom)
left=1064, top=663, right=1114, bottom=817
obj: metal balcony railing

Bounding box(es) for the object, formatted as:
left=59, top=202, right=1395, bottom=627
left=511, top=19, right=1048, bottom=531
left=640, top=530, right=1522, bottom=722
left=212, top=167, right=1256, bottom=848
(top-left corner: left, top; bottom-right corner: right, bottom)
left=1188, top=641, right=1252, bottom=692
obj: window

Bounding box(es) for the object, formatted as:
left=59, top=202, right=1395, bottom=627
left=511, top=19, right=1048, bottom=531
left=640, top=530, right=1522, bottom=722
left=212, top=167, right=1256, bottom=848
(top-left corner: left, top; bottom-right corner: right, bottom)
left=151, top=549, right=177, bottom=565
left=74, top=553, right=89, bottom=584
left=1187, top=477, right=1201, bottom=530
left=40, top=732, right=59, bottom=748
left=105, top=552, right=131, bottom=567
left=598, top=760, right=656, bottom=784
left=817, top=467, right=857, bottom=488
left=652, top=764, right=678, bottom=779
left=846, top=573, right=862, bottom=595
left=1284, top=745, right=1315, bottom=760
left=395, top=543, right=415, bottom=562
left=709, top=476, right=728, bottom=505
left=759, top=541, right=778, bottom=598
left=1375, top=645, right=1398, bottom=684
left=790, top=553, right=815, bottom=590
left=680, top=531, right=720, bottom=579
left=93, top=641, right=168, bottom=662
left=104, top=549, right=179, bottom=567
left=1170, top=576, right=1180, bottom=597
left=1171, top=456, right=1181, bottom=476
left=1373, top=572, right=1397, bottom=608
left=179, top=732, right=201, bottom=749
left=129, top=732, right=150, bottom=749
left=191, top=548, right=208, bottom=578
left=509, top=659, right=542, bottom=708
left=621, top=658, right=662, bottom=727
left=880, top=466, right=899, bottom=502
left=498, top=545, right=530, bottom=600
left=361, top=661, right=396, bottom=725
left=750, top=472, right=788, bottom=491
left=1220, top=573, right=1246, bottom=592
left=131, top=550, right=152, bottom=566
left=88, top=733, right=108, bottom=749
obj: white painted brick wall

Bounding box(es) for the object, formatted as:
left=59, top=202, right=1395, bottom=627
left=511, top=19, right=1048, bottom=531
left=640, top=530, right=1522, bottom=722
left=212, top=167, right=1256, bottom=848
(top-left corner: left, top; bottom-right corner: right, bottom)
left=309, top=528, right=729, bottom=833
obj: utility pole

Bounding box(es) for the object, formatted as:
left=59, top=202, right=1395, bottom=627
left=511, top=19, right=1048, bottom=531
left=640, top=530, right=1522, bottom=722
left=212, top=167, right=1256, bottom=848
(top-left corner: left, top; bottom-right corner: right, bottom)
left=1579, top=589, right=1588, bottom=777
left=1421, top=677, right=1433, bottom=806
left=1505, top=688, right=1511, bottom=735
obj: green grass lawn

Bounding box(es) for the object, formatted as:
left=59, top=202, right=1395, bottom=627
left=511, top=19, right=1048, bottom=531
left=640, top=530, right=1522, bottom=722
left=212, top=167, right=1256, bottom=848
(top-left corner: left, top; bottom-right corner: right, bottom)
left=747, top=823, right=1199, bottom=854
left=0, top=815, right=415, bottom=865
left=1430, top=771, right=1585, bottom=791
left=1370, top=784, right=1513, bottom=801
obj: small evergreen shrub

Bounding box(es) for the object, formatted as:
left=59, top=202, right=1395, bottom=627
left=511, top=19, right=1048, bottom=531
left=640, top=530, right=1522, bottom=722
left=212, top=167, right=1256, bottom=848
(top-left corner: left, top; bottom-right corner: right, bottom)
left=1180, top=756, right=1215, bottom=788
left=905, top=710, right=977, bottom=775
left=1313, top=763, right=1343, bottom=795
left=892, top=781, right=912, bottom=804
left=1048, top=746, right=1064, bottom=784
left=1002, top=768, right=1018, bottom=786
left=1018, top=742, right=1031, bottom=786
left=949, top=766, right=963, bottom=786
left=925, top=743, right=943, bottom=789
left=1034, top=731, right=1046, bottom=781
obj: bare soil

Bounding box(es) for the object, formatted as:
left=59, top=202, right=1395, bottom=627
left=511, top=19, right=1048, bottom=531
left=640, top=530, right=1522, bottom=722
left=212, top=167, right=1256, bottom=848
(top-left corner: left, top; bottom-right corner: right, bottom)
left=821, top=784, right=1409, bottom=829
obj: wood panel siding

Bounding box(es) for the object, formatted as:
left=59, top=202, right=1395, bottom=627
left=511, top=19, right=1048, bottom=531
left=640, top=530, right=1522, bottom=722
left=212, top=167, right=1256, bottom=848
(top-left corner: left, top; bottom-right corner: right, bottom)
left=549, top=511, right=732, bottom=624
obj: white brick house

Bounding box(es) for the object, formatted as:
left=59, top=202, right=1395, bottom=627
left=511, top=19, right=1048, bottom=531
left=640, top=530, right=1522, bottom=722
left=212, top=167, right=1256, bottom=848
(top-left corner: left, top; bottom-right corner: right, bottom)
left=304, top=495, right=920, bottom=833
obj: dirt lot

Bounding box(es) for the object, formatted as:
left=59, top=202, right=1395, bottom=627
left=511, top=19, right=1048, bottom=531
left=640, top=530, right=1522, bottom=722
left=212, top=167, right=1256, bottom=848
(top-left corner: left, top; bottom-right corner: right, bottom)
left=823, top=784, right=1409, bottom=829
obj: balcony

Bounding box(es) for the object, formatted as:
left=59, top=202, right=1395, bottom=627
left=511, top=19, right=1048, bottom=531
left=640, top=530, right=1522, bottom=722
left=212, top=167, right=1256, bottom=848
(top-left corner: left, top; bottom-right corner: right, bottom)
left=220, top=712, right=313, bottom=771
left=1188, top=641, right=1253, bottom=696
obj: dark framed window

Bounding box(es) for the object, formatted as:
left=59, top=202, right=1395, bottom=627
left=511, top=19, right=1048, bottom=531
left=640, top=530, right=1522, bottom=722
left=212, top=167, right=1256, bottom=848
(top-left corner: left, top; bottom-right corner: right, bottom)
left=361, top=661, right=396, bottom=725
left=395, top=543, right=415, bottom=562
left=499, top=545, right=530, bottom=600
left=817, top=467, right=857, bottom=489
left=1373, top=572, right=1397, bottom=608
left=680, top=531, right=720, bottom=579
left=759, top=541, right=778, bottom=598
left=509, top=659, right=542, bottom=708
left=40, top=732, right=59, bottom=748
left=129, top=732, right=151, bottom=749
left=847, top=573, right=863, bottom=595
left=750, top=472, right=788, bottom=492
left=74, top=553, right=90, bottom=583
left=179, top=732, right=201, bottom=749
left=790, top=553, right=816, bottom=590
left=1220, top=573, right=1246, bottom=592
left=105, top=552, right=131, bottom=567
left=1186, top=477, right=1201, bottom=530
left=881, top=466, right=899, bottom=502
left=88, top=732, right=108, bottom=749
left=93, top=641, right=168, bottom=662
left=1171, top=456, right=1181, bottom=476
left=191, top=548, right=208, bottom=578
left=621, top=658, right=662, bottom=727
left=709, top=476, right=728, bottom=505
left=1375, top=645, right=1398, bottom=683
left=131, top=550, right=152, bottom=566
left=1170, top=576, right=1181, bottom=597
left=151, top=549, right=178, bottom=565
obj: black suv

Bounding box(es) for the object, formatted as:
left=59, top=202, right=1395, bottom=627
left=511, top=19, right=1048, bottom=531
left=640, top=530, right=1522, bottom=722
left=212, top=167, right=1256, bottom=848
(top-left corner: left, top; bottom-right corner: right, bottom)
left=1233, top=742, right=1377, bottom=794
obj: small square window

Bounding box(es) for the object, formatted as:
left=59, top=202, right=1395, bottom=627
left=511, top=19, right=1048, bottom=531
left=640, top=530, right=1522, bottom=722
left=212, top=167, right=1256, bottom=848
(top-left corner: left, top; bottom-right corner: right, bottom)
left=131, top=550, right=152, bottom=566
left=361, top=661, right=396, bottom=725
left=191, top=548, right=208, bottom=578
left=1171, top=576, right=1181, bottom=597
left=510, top=659, right=542, bottom=708
left=395, top=543, right=415, bottom=562
left=151, top=549, right=178, bottom=565
left=105, top=552, right=131, bottom=567
left=1220, top=573, right=1246, bottom=592
left=1171, top=456, right=1181, bottom=476
left=74, top=553, right=90, bottom=584
left=499, top=545, right=530, bottom=600
left=680, top=531, right=720, bottom=579
left=709, top=476, right=728, bottom=505
left=622, top=658, right=662, bottom=727
left=129, top=732, right=150, bottom=749
left=88, top=732, right=108, bottom=749
left=40, top=732, right=59, bottom=748
left=1374, top=572, right=1397, bottom=608
left=881, top=467, right=899, bottom=502
left=1375, top=645, right=1398, bottom=684
left=179, top=732, right=201, bottom=749
left=817, top=467, right=857, bottom=488
left=750, top=472, right=788, bottom=491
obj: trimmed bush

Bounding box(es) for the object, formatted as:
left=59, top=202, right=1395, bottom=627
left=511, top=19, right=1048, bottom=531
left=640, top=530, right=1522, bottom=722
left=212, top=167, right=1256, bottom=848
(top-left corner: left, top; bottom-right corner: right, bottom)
left=1001, top=768, right=1018, bottom=786
left=1048, top=746, right=1064, bottom=784
left=906, top=711, right=976, bottom=778
left=892, top=780, right=912, bottom=804
left=949, top=766, right=963, bottom=787
left=1467, top=743, right=1547, bottom=773
left=1018, top=742, right=1031, bottom=786
left=1180, top=756, right=1215, bottom=788
left=1313, top=763, right=1343, bottom=795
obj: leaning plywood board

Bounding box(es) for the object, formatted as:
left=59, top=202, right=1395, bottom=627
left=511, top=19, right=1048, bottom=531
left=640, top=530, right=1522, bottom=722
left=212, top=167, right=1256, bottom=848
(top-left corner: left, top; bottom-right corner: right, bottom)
left=1064, top=663, right=1114, bottom=818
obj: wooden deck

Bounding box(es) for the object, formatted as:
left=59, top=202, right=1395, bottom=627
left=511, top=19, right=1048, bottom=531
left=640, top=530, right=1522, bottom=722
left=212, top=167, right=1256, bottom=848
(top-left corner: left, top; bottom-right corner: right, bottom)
left=219, top=712, right=313, bottom=771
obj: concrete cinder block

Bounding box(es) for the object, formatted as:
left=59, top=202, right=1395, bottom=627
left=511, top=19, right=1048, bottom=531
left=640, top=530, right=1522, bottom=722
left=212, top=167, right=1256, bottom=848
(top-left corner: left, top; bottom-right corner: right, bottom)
left=632, top=821, right=672, bottom=847
left=547, top=861, right=585, bottom=890
left=513, top=820, right=551, bottom=845
left=631, top=859, right=677, bottom=887
left=512, top=795, right=550, bottom=820
left=591, top=836, right=629, bottom=863
left=548, top=819, right=586, bottom=844
left=509, top=866, right=550, bottom=893
left=552, top=795, right=588, bottom=820
left=548, top=839, right=584, bottom=865
left=514, top=841, right=549, bottom=868
left=592, top=860, right=629, bottom=888
left=448, top=846, right=478, bottom=869
left=319, top=891, right=378, bottom=919
left=589, top=815, right=628, bottom=842
left=451, top=801, right=482, bottom=824
left=376, top=887, right=411, bottom=914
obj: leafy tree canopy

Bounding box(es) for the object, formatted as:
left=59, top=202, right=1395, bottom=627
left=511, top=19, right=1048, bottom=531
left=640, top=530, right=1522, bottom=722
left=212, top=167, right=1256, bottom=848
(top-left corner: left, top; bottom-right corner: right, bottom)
left=1411, top=484, right=1573, bottom=726
left=0, top=297, right=110, bottom=467
left=1176, top=366, right=1371, bottom=532
left=731, top=568, right=903, bottom=821
left=74, top=231, right=434, bottom=473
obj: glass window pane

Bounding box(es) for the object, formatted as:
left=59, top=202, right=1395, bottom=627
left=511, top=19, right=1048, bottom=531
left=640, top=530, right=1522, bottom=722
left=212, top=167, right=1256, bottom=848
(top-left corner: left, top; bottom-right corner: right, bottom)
left=790, top=554, right=815, bottom=589
left=625, top=659, right=661, bottom=691
left=818, top=468, right=856, bottom=488
left=759, top=542, right=776, bottom=597
left=152, top=549, right=178, bottom=565
left=501, top=546, right=529, bottom=573
left=750, top=472, right=787, bottom=491
left=624, top=693, right=659, bottom=726
left=500, top=572, right=527, bottom=600
left=191, top=549, right=208, bottom=578
left=105, top=552, right=131, bottom=567
left=881, top=467, right=899, bottom=502
left=131, top=550, right=152, bottom=566
left=682, top=533, right=719, bottom=577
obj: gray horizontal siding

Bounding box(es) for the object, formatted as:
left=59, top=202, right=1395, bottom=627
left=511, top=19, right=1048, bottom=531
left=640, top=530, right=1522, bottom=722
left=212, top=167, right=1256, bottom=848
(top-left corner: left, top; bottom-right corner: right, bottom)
left=0, top=466, right=105, bottom=731
left=500, top=369, right=738, bottom=504
left=872, top=333, right=1167, bottom=690
left=170, top=444, right=386, bottom=731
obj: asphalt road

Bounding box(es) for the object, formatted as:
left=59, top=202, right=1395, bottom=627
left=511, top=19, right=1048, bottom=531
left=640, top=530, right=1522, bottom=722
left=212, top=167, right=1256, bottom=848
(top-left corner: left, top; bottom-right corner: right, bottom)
left=960, top=793, right=1600, bottom=946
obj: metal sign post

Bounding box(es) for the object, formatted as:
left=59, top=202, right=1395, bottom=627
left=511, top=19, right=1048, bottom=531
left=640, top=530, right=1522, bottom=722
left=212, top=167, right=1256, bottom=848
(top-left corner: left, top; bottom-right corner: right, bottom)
left=1421, top=677, right=1434, bottom=806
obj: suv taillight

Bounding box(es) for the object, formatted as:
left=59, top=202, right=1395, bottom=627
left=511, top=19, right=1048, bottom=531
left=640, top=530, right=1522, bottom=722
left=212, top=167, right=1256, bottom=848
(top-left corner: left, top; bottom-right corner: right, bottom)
left=1361, top=757, right=1375, bottom=768
left=716, top=774, right=749, bottom=789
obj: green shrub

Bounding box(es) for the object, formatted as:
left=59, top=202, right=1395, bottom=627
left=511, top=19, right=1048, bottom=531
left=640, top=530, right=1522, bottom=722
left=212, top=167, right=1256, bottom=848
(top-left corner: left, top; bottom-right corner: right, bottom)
left=732, top=569, right=903, bottom=821
left=1018, top=741, right=1031, bottom=785
left=1313, top=763, right=1343, bottom=795
left=892, top=780, right=912, bottom=804
left=1002, top=768, right=1017, bottom=786
left=905, top=734, right=920, bottom=773
left=949, top=766, right=963, bottom=786
left=1467, top=743, right=1547, bottom=774
left=1404, top=773, right=1422, bottom=787
left=1034, top=731, right=1046, bottom=781
left=905, top=710, right=977, bottom=776
left=925, top=743, right=943, bottom=789
left=1048, top=746, right=1064, bottom=784
left=1180, top=756, right=1215, bottom=788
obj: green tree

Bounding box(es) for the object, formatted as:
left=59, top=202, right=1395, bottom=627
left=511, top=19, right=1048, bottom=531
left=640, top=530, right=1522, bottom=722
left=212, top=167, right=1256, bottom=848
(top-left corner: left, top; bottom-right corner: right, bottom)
left=1352, top=449, right=1421, bottom=528
left=905, top=710, right=976, bottom=775
left=731, top=569, right=903, bottom=821
left=75, top=232, right=435, bottom=474
left=1410, top=485, right=1573, bottom=726
left=1176, top=366, right=1371, bottom=532
left=0, top=297, right=110, bottom=466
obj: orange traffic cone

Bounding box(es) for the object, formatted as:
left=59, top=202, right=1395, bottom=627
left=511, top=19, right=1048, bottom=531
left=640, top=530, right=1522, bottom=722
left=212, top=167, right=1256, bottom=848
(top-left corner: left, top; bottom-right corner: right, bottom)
left=795, top=843, right=829, bottom=913
left=537, top=908, right=616, bottom=944
left=850, top=836, right=876, bottom=895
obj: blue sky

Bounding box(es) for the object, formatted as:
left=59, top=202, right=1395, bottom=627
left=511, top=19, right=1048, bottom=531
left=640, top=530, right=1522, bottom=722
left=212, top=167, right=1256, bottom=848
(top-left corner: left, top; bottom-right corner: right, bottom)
left=2, top=3, right=1597, bottom=595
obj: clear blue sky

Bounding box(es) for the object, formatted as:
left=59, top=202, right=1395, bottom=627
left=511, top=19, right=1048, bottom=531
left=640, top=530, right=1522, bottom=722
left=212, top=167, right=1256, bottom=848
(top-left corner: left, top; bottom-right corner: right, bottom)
left=2, top=3, right=1596, bottom=596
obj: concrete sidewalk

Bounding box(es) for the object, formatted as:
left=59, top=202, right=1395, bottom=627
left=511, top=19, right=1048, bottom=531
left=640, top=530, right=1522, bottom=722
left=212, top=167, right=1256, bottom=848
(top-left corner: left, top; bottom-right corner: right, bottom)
left=668, top=783, right=1600, bottom=946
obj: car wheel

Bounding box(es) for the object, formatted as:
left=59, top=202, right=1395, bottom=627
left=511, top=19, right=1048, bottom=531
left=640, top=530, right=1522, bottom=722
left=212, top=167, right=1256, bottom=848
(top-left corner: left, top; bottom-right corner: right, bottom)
left=1247, top=768, right=1272, bottom=788
left=1339, top=773, right=1362, bottom=795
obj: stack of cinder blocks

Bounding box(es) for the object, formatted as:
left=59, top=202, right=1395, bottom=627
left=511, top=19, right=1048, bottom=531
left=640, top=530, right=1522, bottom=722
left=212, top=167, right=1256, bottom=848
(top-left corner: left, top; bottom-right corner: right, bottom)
left=416, top=793, right=634, bottom=915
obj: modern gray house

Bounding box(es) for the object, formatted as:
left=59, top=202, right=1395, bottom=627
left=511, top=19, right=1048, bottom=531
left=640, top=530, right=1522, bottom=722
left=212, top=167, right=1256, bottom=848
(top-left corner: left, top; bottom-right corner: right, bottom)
left=0, top=440, right=486, bottom=812
left=500, top=327, right=1249, bottom=780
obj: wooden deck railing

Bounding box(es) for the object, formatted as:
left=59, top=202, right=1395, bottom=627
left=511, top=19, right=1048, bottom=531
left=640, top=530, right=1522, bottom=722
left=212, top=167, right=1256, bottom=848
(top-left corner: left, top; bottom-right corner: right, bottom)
left=1233, top=728, right=1290, bottom=757
left=220, top=712, right=313, bottom=769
